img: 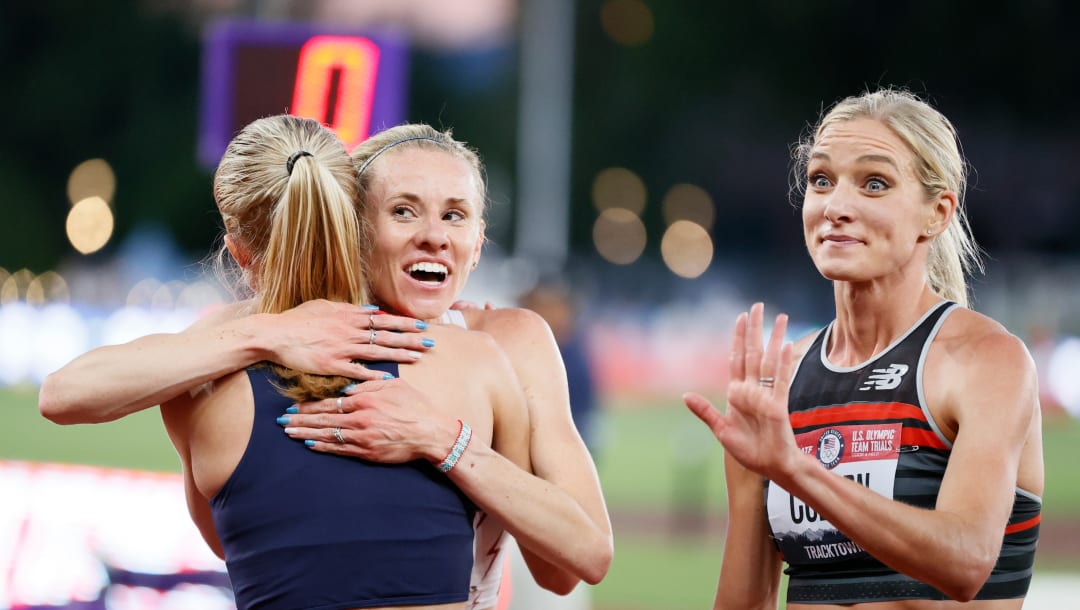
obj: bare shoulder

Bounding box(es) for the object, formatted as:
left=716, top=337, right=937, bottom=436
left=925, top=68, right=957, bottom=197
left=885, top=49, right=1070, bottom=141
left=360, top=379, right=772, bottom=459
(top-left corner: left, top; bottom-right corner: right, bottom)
left=425, top=323, right=515, bottom=372
left=461, top=307, right=555, bottom=348
left=935, top=307, right=1034, bottom=373
left=927, top=307, right=1038, bottom=434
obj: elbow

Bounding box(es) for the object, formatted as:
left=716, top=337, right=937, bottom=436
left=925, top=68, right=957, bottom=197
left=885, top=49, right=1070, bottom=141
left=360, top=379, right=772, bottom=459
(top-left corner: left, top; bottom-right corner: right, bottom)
left=936, top=555, right=996, bottom=602
left=534, top=572, right=580, bottom=596
left=38, top=375, right=75, bottom=425
left=578, top=533, right=614, bottom=586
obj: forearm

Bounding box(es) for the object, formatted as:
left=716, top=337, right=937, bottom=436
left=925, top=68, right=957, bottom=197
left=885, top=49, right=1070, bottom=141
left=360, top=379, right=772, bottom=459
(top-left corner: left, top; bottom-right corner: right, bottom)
left=446, top=441, right=612, bottom=587
left=39, top=315, right=270, bottom=424
left=715, top=460, right=781, bottom=610
left=777, top=454, right=996, bottom=600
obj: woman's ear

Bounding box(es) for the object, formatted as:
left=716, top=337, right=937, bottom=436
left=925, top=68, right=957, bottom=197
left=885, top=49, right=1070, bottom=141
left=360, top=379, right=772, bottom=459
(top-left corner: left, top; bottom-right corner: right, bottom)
left=224, top=233, right=252, bottom=269
left=926, top=190, right=958, bottom=238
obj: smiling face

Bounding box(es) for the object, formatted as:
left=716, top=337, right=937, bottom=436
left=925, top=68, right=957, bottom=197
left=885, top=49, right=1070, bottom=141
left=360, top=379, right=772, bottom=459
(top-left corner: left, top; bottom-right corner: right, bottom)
left=802, top=118, right=953, bottom=286
left=363, top=146, right=486, bottom=320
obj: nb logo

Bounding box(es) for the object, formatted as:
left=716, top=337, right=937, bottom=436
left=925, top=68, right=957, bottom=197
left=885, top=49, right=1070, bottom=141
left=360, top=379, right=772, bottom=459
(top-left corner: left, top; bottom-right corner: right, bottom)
left=859, top=363, right=909, bottom=391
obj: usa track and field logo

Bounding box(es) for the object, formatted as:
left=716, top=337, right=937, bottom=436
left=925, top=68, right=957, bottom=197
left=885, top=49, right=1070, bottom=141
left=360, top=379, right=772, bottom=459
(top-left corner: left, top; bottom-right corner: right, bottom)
left=816, top=428, right=845, bottom=469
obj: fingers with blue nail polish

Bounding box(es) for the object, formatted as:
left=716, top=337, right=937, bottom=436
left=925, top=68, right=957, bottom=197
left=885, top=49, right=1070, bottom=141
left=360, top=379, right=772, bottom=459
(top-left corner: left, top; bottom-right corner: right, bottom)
left=415, top=320, right=428, bottom=330
left=276, top=416, right=290, bottom=425
left=422, top=338, right=436, bottom=348
left=305, top=440, right=316, bottom=447
left=383, top=373, right=394, bottom=380
left=285, top=406, right=299, bottom=414
left=342, top=384, right=357, bottom=394
left=361, top=304, right=380, bottom=310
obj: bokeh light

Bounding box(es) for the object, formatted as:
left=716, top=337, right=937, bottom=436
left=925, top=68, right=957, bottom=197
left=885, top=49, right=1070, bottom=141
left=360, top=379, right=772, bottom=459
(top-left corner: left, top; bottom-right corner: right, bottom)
left=0, top=269, right=34, bottom=304
left=592, top=167, right=647, bottom=215
left=66, top=158, right=116, bottom=205
left=127, top=278, right=164, bottom=308
left=661, top=220, right=713, bottom=279
left=593, top=207, right=647, bottom=265
left=600, top=0, right=654, bottom=47
left=25, top=271, right=70, bottom=306
left=66, top=196, right=115, bottom=254
left=662, top=183, right=715, bottom=230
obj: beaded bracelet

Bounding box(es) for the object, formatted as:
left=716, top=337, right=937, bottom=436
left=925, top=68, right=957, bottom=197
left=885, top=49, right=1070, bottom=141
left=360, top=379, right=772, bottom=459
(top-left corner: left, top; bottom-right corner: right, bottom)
left=438, top=420, right=472, bottom=473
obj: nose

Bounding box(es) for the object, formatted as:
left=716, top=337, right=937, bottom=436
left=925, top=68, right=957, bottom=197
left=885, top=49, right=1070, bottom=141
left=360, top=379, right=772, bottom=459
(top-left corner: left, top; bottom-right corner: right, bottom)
left=415, top=216, right=450, bottom=250
left=821, top=182, right=856, bottom=224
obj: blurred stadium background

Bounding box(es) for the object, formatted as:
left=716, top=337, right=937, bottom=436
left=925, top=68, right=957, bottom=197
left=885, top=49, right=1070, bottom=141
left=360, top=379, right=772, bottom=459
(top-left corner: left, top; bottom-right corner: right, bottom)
left=1, top=1, right=1078, bottom=608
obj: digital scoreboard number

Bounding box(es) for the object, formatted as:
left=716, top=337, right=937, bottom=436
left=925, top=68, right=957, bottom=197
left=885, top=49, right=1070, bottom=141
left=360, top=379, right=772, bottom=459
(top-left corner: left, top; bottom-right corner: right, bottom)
left=198, top=20, right=409, bottom=169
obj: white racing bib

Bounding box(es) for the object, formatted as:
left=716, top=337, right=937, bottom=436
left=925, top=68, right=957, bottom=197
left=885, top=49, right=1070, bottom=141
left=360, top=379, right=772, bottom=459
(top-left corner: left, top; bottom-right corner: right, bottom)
left=766, top=422, right=902, bottom=564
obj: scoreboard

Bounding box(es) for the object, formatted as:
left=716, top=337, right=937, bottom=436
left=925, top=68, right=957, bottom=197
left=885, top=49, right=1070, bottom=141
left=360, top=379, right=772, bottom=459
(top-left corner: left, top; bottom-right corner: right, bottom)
left=198, top=19, right=409, bottom=169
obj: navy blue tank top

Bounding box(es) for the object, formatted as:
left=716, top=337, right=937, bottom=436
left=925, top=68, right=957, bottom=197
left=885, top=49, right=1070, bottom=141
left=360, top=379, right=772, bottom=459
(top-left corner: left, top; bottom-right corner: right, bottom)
left=767, top=302, right=1041, bottom=604
left=210, top=363, right=476, bottom=610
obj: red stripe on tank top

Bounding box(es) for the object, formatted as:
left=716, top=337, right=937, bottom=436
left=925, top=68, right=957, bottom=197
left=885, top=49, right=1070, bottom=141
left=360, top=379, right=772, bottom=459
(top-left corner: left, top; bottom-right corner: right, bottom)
left=1004, top=514, right=1041, bottom=534
left=790, top=402, right=949, bottom=450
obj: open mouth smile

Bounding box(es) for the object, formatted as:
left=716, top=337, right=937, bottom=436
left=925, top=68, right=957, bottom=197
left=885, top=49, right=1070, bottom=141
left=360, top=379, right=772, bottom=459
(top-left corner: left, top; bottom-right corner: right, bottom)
left=407, top=261, right=449, bottom=286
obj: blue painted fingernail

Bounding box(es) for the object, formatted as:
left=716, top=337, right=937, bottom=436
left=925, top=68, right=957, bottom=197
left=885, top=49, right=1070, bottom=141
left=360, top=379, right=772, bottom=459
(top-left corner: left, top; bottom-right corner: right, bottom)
left=285, top=406, right=298, bottom=414
left=383, top=372, right=394, bottom=380
left=276, top=416, right=290, bottom=425
left=305, top=440, right=316, bottom=447
left=415, top=320, right=428, bottom=330
left=362, top=304, right=380, bottom=310
left=422, top=338, right=435, bottom=348
left=342, top=384, right=357, bottom=394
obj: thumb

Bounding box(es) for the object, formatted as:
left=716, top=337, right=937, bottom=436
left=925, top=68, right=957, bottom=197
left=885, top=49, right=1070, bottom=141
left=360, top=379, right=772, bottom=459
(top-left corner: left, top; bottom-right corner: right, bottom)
left=683, top=392, right=725, bottom=433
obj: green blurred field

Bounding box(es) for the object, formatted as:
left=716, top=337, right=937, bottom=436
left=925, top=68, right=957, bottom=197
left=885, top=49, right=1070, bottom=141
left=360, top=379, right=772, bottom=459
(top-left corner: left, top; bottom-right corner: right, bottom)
left=4, top=387, right=1080, bottom=610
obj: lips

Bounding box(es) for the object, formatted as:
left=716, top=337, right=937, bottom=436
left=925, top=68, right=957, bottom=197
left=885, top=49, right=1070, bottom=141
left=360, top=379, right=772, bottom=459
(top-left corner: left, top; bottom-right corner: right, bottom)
left=406, top=261, right=449, bottom=286
left=822, top=233, right=863, bottom=245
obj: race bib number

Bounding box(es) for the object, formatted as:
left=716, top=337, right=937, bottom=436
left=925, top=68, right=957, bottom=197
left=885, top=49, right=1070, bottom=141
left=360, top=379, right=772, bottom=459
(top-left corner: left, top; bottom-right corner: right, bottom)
left=766, top=423, right=902, bottom=564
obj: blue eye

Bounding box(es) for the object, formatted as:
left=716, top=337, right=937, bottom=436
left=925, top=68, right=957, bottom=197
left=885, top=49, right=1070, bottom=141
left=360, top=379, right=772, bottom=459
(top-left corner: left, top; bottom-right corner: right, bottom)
left=866, top=178, right=888, bottom=192
left=809, top=174, right=831, bottom=189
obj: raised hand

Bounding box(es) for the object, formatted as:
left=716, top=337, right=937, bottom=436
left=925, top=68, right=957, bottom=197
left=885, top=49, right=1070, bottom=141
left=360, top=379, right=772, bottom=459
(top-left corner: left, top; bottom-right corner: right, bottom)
left=280, top=377, right=457, bottom=464
left=263, top=300, right=434, bottom=382
left=684, top=302, right=801, bottom=480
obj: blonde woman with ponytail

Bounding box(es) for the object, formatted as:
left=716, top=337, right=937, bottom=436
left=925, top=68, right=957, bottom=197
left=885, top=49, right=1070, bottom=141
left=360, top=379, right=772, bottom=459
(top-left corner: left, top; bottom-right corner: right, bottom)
left=685, top=88, right=1043, bottom=609
left=41, top=119, right=613, bottom=609
left=156, top=115, right=532, bottom=610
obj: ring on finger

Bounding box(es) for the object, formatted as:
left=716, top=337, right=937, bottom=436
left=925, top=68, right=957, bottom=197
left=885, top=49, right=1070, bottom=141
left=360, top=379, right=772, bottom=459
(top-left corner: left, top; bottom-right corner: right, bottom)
left=369, top=328, right=377, bottom=345
left=758, top=376, right=776, bottom=388
left=333, top=427, right=345, bottom=444
left=336, top=396, right=343, bottom=414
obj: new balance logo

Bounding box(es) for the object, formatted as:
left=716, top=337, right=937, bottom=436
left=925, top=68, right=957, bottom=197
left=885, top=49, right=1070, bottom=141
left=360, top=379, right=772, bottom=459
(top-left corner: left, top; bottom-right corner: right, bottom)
left=859, top=363, right=909, bottom=391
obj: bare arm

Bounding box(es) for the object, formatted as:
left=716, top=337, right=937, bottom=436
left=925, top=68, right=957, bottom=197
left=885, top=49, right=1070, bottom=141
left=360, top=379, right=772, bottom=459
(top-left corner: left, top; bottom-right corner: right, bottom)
left=159, top=390, right=226, bottom=559
left=468, top=308, right=613, bottom=589
left=39, top=300, right=431, bottom=425
left=683, top=403, right=781, bottom=610
left=283, top=312, right=613, bottom=590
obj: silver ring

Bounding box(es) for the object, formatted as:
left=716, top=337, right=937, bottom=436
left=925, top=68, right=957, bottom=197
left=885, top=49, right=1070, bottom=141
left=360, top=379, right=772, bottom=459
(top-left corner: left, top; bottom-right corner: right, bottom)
left=758, top=376, right=775, bottom=388
left=336, top=396, right=343, bottom=414
left=333, top=427, right=345, bottom=444
left=369, top=328, right=377, bottom=345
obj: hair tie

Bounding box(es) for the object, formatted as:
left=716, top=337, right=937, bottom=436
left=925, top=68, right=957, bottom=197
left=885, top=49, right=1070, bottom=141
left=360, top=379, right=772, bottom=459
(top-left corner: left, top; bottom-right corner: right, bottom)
left=286, top=150, right=314, bottom=175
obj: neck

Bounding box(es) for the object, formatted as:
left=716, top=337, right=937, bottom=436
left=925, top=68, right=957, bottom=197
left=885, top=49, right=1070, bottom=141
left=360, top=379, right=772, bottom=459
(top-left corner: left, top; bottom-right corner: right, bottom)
left=828, top=279, right=941, bottom=367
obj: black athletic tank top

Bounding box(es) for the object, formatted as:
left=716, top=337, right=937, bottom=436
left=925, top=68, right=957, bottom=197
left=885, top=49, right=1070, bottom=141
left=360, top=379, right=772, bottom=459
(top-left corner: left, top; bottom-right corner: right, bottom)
left=766, top=301, right=1041, bottom=604
left=210, top=363, right=476, bottom=609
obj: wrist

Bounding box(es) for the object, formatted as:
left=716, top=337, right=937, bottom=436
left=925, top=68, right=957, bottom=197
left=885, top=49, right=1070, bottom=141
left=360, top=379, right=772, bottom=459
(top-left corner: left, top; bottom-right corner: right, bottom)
left=773, top=448, right=820, bottom=494
left=435, top=420, right=472, bottom=473
left=231, top=313, right=277, bottom=362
